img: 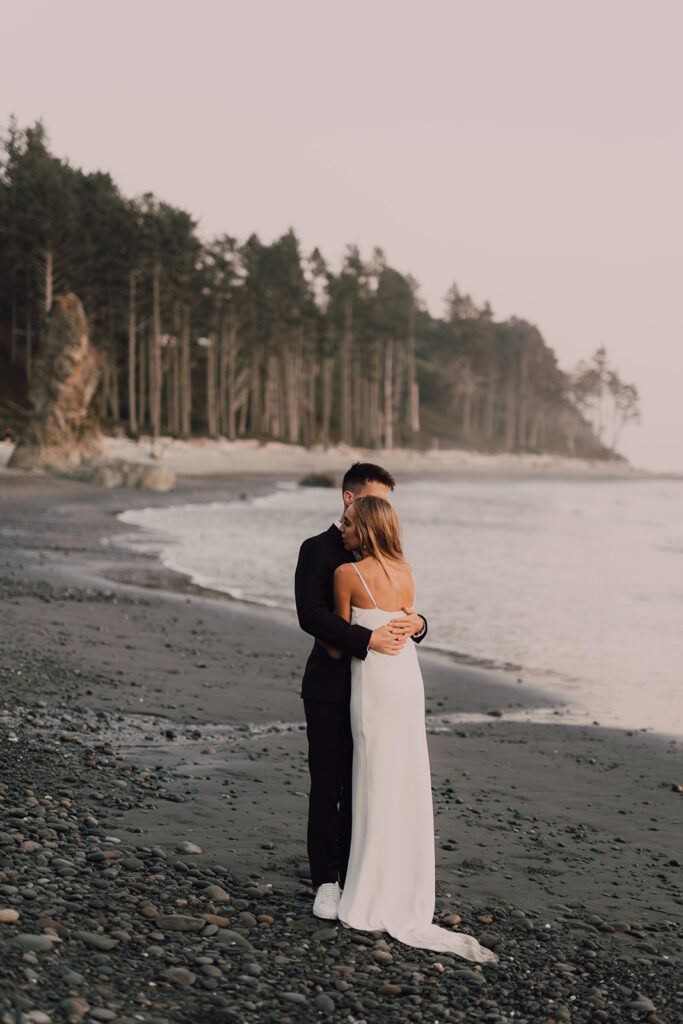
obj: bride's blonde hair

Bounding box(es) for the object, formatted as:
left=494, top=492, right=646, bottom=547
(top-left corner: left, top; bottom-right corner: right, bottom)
left=352, top=496, right=404, bottom=582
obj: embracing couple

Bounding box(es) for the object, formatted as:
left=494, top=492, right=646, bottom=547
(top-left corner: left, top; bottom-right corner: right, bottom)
left=294, top=463, right=497, bottom=961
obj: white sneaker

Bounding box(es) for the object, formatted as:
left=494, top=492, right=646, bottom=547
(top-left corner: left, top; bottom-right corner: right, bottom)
left=313, top=881, right=341, bottom=920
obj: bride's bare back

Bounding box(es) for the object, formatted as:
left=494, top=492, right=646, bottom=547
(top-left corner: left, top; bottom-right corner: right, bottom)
left=335, top=556, right=415, bottom=617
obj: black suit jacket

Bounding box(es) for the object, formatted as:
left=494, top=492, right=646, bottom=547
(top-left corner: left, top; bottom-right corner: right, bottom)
left=295, top=524, right=427, bottom=703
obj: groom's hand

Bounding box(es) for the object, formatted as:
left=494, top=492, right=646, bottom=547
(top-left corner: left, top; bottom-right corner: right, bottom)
left=388, top=607, right=424, bottom=639
left=369, top=624, right=407, bottom=656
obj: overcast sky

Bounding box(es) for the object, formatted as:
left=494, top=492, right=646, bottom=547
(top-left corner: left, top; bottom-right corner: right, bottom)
left=3, top=0, right=681, bottom=470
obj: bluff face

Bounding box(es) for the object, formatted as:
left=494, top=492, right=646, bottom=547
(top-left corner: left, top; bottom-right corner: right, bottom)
left=9, top=294, right=103, bottom=470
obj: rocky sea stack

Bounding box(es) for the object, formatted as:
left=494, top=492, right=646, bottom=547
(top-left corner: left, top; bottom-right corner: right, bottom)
left=9, top=294, right=102, bottom=472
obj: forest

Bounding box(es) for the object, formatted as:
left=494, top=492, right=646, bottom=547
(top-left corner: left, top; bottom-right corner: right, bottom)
left=0, top=119, right=640, bottom=458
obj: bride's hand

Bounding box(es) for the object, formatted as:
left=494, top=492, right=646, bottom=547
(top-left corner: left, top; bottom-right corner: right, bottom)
left=388, top=607, right=423, bottom=639
left=369, top=624, right=407, bottom=656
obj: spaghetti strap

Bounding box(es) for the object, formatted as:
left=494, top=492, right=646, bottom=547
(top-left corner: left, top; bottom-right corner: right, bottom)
left=352, top=564, right=377, bottom=607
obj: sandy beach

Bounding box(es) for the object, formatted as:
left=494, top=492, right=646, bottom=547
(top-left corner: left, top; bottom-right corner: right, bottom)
left=0, top=452, right=680, bottom=1024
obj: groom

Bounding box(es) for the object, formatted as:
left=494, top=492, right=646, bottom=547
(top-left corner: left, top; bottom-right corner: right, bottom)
left=295, top=462, right=427, bottom=919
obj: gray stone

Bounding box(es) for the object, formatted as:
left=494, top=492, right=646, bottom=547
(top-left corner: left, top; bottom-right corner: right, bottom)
left=155, top=914, right=205, bottom=932
left=313, top=993, right=336, bottom=1011
left=215, top=928, right=254, bottom=949
left=72, top=931, right=118, bottom=951
left=629, top=997, right=656, bottom=1012
left=204, top=883, right=230, bottom=902
left=177, top=841, right=202, bottom=855
left=162, top=967, right=197, bottom=986
left=12, top=933, right=55, bottom=952
left=201, top=964, right=223, bottom=978
left=454, top=969, right=487, bottom=987
left=60, top=998, right=90, bottom=1019
left=61, top=969, right=86, bottom=985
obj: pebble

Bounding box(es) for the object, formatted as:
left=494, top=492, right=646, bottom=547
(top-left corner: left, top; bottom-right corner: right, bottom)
left=629, top=996, right=656, bottom=1012
left=12, top=933, right=55, bottom=952
left=373, top=948, right=393, bottom=962
left=204, top=884, right=230, bottom=901
left=454, top=969, right=487, bottom=988
left=201, top=964, right=223, bottom=978
left=72, top=931, right=118, bottom=951
left=202, top=913, right=231, bottom=926
left=379, top=982, right=402, bottom=996
left=176, top=841, right=202, bottom=855
left=61, top=969, right=85, bottom=985
left=313, top=993, right=336, bottom=1011
left=60, top=997, right=90, bottom=1018
left=243, top=885, right=267, bottom=898
left=0, top=695, right=678, bottom=1024
left=279, top=992, right=307, bottom=1004
left=162, top=966, right=197, bottom=985
left=155, top=913, right=205, bottom=931
left=443, top=912, right=461, bottom=927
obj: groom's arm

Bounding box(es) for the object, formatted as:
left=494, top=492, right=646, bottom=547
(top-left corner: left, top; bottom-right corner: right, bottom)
left=388, top=608, right=428, bottom=643
left=411, top=613, right=428, bottom=644
left=295, top=538, right=372, bottom=660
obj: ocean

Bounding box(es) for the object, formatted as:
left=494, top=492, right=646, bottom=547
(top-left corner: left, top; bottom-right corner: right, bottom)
left=117, top=476, right=683, bottom=738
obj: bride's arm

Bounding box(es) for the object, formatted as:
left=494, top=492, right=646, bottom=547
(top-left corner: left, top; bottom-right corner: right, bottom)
left=322, top=565, right=354, bottom=659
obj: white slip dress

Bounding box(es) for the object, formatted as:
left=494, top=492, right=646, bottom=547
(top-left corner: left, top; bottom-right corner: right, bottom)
left=337, top=565, right=497, bottom=963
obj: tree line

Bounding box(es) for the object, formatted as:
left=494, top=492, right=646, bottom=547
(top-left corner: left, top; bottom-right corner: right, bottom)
left=0, top=119, right=638, bottom=458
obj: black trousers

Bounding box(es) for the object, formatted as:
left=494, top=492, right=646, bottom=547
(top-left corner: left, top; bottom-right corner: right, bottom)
left=303, top=698, right=353, bottom=888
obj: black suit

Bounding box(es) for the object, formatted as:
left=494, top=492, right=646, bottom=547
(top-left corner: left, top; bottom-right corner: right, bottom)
left=296, top=524, right=373, bottom=703
left=295, top=523, right=427, bottom=886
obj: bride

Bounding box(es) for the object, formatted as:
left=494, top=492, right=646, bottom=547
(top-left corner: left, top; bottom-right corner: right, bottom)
left=326, top=496, right=497, bottom=963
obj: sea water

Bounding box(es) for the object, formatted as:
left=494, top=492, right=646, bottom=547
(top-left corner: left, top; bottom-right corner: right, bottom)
left=117, top=476, right=683, bottom=737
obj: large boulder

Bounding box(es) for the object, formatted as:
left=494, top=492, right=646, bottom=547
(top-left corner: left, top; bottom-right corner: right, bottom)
left=65, top=458, right=175, bottom=492
left=9, top=294, right=103, bottom=470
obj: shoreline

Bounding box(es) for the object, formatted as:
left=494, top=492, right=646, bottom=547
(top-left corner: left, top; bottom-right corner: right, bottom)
left=0, top=462, right=614, bottom=732
left=3, top=433, right=681, bottom=482
left=0, top=465, right=679, bottom=739
left=0, top=468, right=680, bottom=1022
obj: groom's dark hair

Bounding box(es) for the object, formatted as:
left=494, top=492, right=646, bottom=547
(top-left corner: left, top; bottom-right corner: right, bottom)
left=342, top=462, right=396, bottom=494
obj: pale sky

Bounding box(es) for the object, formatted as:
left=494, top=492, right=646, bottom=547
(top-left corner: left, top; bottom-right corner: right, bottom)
left=3, top=0, right=681, bottom=470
